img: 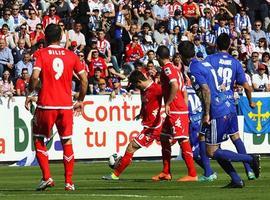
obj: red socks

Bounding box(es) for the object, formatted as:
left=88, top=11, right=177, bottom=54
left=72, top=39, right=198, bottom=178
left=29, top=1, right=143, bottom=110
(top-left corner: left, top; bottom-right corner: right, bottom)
left=180, top=140, right=197, bottom=177
left=114, top=151, right=133, bottom=177
left=63, top=143, right=74, bottom=184
left=161, top=140, right=172, bottom=174
left=34, top=139, right=51, bottom=180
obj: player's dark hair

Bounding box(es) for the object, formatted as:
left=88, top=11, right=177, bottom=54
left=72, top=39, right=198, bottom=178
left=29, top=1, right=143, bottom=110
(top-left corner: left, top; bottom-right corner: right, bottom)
left=156, top=45, right=170, bottom=59
left=178, top=41, right=195, bottom=59
left=216, top=33, right=230, bottom=51
left=128, top=70, right=147, bottom=84
left=45, top=24, right=61, bottom=45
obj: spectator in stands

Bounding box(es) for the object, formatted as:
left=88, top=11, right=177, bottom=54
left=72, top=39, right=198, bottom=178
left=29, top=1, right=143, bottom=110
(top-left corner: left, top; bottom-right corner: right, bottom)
left=0, top=9, right=15, bottom=32
left=58, top=21, right=69, bottom=49
left=89, top=7, right=102, bottom=32
left=168, top=25, right=181, bottom=56
left=26, top=9, right=41, bottom=33
left=15, top=51, right=32, bottom=79
left=214, top=6, right=233, bottom=23
left=145, top=60, right=159, bottom=83
left=123, top=34, right=144, bottom=75
left=113, top=5, right=131, bottom=67
left=194, top=35, right=207, bottom=59
left=30, top=23, right=45, bottom=47
left=252, top=63, right=270, bottom=92
left=12, top=38, right=27, bottom=64
left=56, top=0, right=72, bottom=26
left=152, top=0, right=169, bottom=24
left=153, top=22, right=170, bottom=46
left=23, top=0, right=43, bottom=19
left=0, top=69, right=15, bottom=99
left=240, top=34, right=256, bottom=58
left=42, top=4, right=61, bottom=28
left=138, top=7, right=155, bottom=30
left=172, top=52, right=182, bottom=71
left=215, top=16, right=230, bottom=37
left=88, top=49, right=108, bottom=78
left=11, top=4, right=26, bottom=32
left=247, top=51, right=261, bottom=75
left=68, top=22, right=86, bottom=52
left=109, top=77, right=128, bottom=99
left=262, top=52, right=270, bottom=70
left=250, top=20, right=266, bottom=45
left=94, top=78, right=112, bottom=95
left=182, top=0, right=200, bottom=27
left=0, top=38, right=13, bottom=77
left=199, top=7, right=213, bottom=34
left=168, top=9, right=188, bottom=35
left=14, top=24, right=31, bottom=48
left=255, top=37, right=270, bottom=59
left=141, top=35, right=156, bottom=55
left=89, top=67, right=102, bottom=94
left=15, top=67, right=29, bottom=96
left=101, top=0, right=115, bottom=18
left=0, top=24, right=16, bottom=49
left=132, top=0, right=150, bottom=20
left=143, top=49, right=160, bottom=69
left=138, top=22, right=153, bottom=42
left=234, top=7, right=251, bottom=34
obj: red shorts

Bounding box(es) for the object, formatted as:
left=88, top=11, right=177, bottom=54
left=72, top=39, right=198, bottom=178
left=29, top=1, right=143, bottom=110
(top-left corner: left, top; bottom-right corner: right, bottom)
left=134, top=127, right=161, bottom=148
left=33, top=108, right=73, bottom=139
left=162, top=114, right=189, bottom=139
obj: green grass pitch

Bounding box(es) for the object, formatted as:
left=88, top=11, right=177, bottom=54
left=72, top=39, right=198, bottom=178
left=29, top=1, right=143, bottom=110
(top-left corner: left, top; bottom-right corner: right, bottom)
left=0, top=158, right=269, bottom=200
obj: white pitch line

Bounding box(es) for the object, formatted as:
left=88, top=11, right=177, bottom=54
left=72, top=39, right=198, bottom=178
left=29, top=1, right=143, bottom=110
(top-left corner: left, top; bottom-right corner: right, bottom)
left=0, top=193, right=183, bottom=198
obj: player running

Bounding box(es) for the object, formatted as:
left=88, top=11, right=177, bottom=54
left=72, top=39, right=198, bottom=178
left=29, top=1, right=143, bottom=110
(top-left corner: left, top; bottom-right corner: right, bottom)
left=178, top=40, right=260, bottom=188
left=102, top=70, right=163, bottom=180
left=205, top=33, right=257, bottom=180
left=25, top=24, right=88, bottom=191
left=152, top=46, right=197, bottom=182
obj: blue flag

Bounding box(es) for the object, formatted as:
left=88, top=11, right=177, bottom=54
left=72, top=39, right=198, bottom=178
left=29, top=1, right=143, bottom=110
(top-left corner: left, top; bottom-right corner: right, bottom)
left=238, top=95, right=270, bottom=134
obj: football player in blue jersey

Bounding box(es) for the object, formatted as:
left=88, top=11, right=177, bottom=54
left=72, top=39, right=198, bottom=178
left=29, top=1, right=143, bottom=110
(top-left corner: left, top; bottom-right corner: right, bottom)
left=187, top=85, right=217, bottom=182
left=205, top=33, right=258, bottom=180
left=178, top=41, right=260, bottom=188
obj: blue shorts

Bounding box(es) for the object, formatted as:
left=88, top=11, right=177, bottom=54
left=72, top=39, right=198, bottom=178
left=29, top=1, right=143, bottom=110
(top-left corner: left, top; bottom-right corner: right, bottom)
left=204, top=113, right=239, bottom=145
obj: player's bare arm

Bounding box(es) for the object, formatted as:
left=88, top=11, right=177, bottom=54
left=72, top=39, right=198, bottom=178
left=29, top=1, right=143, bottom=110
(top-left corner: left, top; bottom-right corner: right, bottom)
left=25, top=69, right=40, bottom=111
left=242, top=82, right=256, bottom=109
left=73, top=71, right=88, bottom=116
left=200, top=84, right=211, bottom=125
left=165, top=81, right=178, bottom=115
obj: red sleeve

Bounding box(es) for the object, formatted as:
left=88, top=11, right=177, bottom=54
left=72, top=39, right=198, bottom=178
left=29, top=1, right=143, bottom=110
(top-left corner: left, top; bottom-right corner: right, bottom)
left=34, top=50, right=43, bottom=70
left=73, top=54, right=84, bottom=74
left=163, top=65, right=178, bottom=83
left=15, top=79, right=23, bottom=90
left=125, top=44, right=133, bottom=58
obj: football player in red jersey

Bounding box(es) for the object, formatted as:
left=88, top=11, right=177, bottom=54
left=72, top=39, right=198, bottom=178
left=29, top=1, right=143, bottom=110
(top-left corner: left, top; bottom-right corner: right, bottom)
left=152, top=45, right=197, bottom=182
left=102, top=70, right=163, bottom=180
left=25, top=24, right=88, bottom=191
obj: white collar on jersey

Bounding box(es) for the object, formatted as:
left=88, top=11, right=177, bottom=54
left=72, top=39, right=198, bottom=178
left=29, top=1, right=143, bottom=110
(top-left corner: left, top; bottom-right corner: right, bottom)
left=48, top=45, right=62, bottom=48
left=144, top=80, right=154, bottom=91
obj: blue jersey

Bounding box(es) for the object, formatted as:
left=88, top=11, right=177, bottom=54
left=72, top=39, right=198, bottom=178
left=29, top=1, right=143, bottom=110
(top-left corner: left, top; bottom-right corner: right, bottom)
left=187, top=86, right=202, bottom=123
left=189, top=59, right=231, bottom=119
left=205, top=52, right=247, bottom=113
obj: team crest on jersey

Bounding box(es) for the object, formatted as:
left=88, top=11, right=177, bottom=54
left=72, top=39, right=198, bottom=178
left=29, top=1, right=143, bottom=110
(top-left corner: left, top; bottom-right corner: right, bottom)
left=164, top=67, right=172, bottom=75
left=175, top=118, right=182, bottom=128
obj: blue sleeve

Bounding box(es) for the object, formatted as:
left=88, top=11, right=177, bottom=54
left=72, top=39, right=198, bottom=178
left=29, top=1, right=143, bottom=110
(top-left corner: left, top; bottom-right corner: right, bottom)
left=190, top=63, right=207, bottom=86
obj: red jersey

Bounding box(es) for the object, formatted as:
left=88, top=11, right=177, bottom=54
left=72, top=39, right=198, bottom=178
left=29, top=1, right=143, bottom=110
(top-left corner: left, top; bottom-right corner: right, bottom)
left=42, top=15, right=61, bottom=28
left=88, top=57, right=108, bottom=78
left=34, top=45, right=84, bottom=109
left=15, top=78, right=29, bottom=93
left=182, top=2, right=198, bottom=17
left=140, top=82, right=162, bottom=128
left=125, top=43, right=144, bottom=62
left=160, top=62, right=188, bottom=113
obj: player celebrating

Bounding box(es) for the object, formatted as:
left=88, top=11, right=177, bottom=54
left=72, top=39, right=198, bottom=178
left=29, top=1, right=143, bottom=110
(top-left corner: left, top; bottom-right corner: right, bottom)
left=102, top=70, right=163, bottom=180
left=179, top=41, right=260, bottom=188
left=25, top=24, right=88, bottom=191
left=205, top=33, right=257, bottom=180
left=152, top=46, right=197, bottom=182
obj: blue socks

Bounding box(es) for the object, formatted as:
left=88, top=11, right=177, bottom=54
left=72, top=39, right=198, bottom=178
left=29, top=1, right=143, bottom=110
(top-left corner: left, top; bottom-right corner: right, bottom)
left=217, top=159, right=241, bottom=183
left=199, top=140, right=214, bottom=177
left=213, top=148, right=253, bottom=163
left=233, top=138, right=253, bottom=173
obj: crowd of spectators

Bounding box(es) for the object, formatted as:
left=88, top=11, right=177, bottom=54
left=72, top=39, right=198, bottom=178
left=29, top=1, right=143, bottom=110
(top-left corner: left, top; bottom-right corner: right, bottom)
left=1, top=0, right=270, bottom=103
